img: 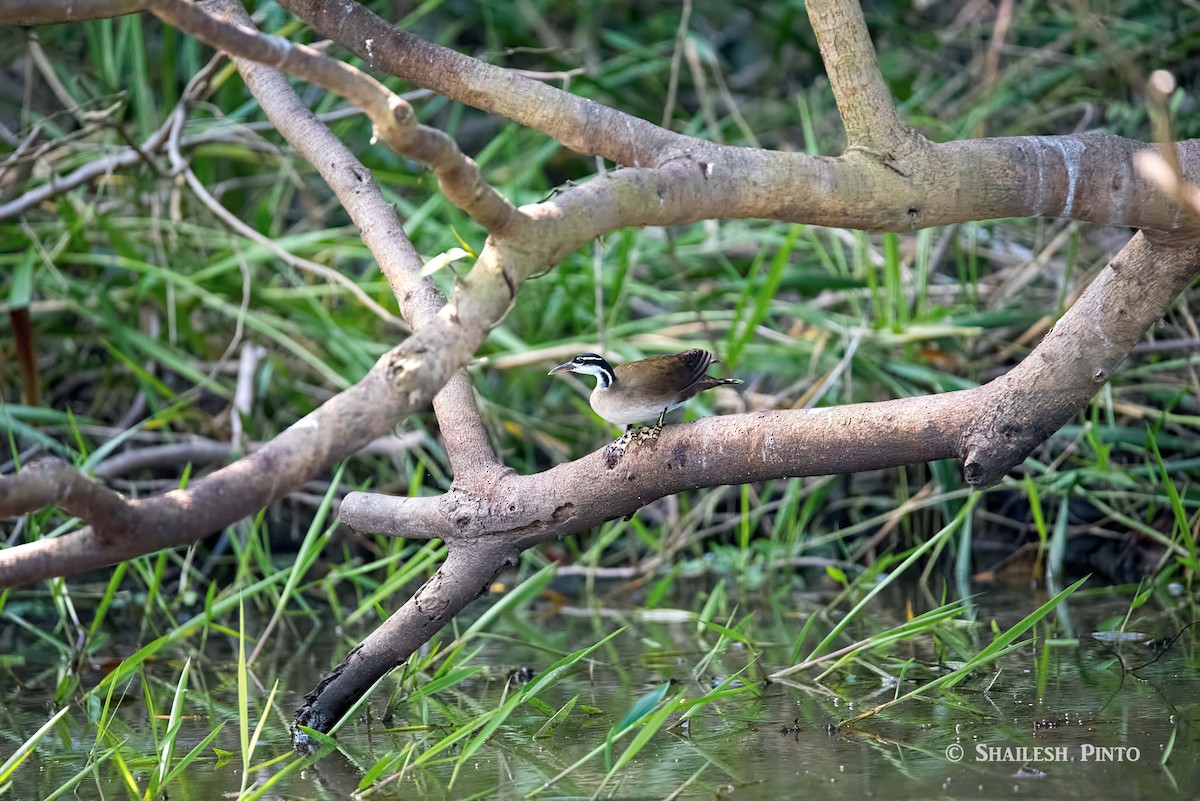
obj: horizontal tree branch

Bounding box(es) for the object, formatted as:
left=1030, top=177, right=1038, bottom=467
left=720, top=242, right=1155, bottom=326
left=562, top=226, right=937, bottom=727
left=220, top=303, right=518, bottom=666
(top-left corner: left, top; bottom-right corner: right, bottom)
left=89, top=433, right=424, bottom=480
left=282, top=0, right=1200, bottom=236
left=1, top=0, right=146, bottom=24
left=285, top=230, right=1200, bottom=731
left=341, top=231, right=1200, bottom=546
left=12, top=2, right=1198, bottom=238
left=299, top=226, right=1200, bottom=733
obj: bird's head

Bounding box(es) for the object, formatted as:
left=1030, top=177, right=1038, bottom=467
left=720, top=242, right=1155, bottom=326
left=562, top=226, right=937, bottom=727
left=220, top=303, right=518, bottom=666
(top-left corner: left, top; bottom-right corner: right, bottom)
left=548, top=353, right=615, bottom=387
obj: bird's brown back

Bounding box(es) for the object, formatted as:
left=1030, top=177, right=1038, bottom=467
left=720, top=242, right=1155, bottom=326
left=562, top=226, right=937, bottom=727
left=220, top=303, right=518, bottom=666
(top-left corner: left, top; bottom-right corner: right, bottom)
left=612, top=348, right=716, bottom=393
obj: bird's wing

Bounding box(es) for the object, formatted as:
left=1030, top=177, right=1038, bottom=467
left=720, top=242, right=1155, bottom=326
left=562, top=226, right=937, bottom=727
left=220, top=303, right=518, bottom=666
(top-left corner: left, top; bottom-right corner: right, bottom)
left=618, top=348, right=715, bottom=392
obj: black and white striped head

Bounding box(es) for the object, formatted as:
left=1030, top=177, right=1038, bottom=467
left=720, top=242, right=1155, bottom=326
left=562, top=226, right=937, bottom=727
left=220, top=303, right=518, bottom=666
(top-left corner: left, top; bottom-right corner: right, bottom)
left=548, top=353, right=616, bottom=389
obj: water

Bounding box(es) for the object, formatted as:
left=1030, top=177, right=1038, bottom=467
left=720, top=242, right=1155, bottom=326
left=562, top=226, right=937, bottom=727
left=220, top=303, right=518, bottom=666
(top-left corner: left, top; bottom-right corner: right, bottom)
left=2, top=580, right=1197, bottom=799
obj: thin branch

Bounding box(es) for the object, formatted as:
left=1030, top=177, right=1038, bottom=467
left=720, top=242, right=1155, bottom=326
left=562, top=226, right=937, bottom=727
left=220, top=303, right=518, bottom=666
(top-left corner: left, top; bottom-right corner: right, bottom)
left=0, top=122, right=173, bottom=220
left=91, top=432, right=424, bottom=480
left=175, top=155, right=408, bottom=329
left=208, top=0, right=499, bottom=483
left=0, top=126, right=274, bottom=222
left=146, top=0, right=517, bottom=235
left=806, top=0, right=918, bottom=154
left=0, top=41, right=217, bottom=222
left=661, top=0, right=692, bottom=130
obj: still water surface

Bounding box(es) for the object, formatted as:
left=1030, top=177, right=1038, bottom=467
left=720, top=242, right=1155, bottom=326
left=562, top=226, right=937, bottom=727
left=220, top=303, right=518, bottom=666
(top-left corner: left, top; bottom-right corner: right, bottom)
left=2, top=580, right=1196, bottom=799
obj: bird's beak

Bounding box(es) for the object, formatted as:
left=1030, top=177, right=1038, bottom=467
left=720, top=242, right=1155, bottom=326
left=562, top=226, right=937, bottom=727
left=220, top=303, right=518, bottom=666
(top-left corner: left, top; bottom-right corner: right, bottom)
left=548, top=361, right=576, bottom=375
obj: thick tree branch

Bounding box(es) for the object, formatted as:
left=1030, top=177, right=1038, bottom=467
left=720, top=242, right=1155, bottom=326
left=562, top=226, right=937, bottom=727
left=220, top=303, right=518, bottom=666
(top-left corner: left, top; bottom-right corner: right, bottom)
left=292, top=540, right=517, bottom=736
left=3, top=0, right=1199, bottom=738
left=0, top=367, right=410, bottom=585
left=275, top=0, right=685, bottom=169
left=340, top=394, right=964, bottom=544
left=961, top=231, right=1200, bottom=485
left=308, top=232, right=1200, bottom=732
left=282, top=0, right=1200, bottom=235
left=10, top=1, right=1200, bottom=239
left=0, top=458, right=135, bottom=531
left=341, top=233, right=1200, bottom=544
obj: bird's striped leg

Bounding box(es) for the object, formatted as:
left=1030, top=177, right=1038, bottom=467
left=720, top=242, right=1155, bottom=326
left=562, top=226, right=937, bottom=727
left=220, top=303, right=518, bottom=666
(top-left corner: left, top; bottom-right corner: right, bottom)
left=605, top=425, right=636, bottom=467
left=635, top=409, right=668, bottom=444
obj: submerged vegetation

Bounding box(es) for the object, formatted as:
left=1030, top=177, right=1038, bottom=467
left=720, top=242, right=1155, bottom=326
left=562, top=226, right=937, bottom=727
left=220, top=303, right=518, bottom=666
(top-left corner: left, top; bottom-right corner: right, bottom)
left=2, top=0, right=1200, bottom=798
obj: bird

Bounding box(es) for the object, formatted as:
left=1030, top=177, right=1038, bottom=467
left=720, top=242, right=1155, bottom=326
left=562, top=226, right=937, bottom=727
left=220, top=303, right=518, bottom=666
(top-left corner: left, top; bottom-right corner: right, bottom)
left=548, top=348, right=742, bottom=464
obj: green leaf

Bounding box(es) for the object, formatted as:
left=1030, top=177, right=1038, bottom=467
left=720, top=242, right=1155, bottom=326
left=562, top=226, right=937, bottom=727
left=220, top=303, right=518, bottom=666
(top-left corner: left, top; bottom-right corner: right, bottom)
left=614, top=681, right=671, bottom=732
left=527, top=697, right=556, bottom=717
left=8, top=248, right=34, bottom=309
left=0, top=706, right=72, bottom=783
left=609, top=691, right=679, bottom=774
left=533, top=695, right=578, bottom=739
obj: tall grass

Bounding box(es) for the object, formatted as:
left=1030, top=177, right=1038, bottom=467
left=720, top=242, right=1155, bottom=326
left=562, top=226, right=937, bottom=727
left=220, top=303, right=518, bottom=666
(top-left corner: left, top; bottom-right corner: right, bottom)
left=2, top=0, right=1199, bottom=797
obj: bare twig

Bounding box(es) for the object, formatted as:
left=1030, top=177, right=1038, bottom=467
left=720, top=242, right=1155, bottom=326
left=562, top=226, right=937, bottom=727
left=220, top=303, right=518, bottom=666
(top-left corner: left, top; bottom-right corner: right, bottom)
left=661, top=0, right=693, bottom=130
left=145, top=0, right=518, bottom=235
left=0, top=459, right=135, bottom=535
left=230, top=342, right=268, bottom=451
left=0, top=123, right=173, bottom=220
left=90, top=432, right=424, bottom=480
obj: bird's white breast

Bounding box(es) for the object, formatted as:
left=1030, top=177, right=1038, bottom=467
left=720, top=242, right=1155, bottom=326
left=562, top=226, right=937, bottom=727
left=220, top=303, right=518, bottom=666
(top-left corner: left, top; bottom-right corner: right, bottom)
left=590, top=388, right=683, bottom=426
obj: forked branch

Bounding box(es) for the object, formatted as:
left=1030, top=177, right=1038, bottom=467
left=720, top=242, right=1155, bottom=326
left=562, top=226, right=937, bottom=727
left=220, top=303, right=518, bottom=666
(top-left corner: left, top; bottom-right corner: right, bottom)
left=2, top=0, right=1200, bottom=741
left=142, top=0, right=517, bottom=234
left=295, top=230, right=1200, bottom=730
